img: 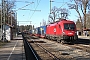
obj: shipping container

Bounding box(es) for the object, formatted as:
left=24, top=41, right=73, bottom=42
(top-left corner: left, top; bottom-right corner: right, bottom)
left=39, top=26, right=46, bottom=38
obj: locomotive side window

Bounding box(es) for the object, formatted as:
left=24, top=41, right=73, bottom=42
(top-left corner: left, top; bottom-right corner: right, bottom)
left=64, top=23, right=75, bottom=30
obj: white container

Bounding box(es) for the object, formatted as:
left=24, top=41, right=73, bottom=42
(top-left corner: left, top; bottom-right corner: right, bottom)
left=0, top=29, right=3, bottom=40
left=5, top=25, right=11, bottom=41
left=2, top=25, right=11, bottom=41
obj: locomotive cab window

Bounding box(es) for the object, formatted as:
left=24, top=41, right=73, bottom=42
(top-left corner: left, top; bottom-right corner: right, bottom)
left=64, top=23, right=75, bottom=30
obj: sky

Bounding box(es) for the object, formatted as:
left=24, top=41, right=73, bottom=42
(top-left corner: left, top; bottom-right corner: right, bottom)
left=15, top=0, right=78, bottom=27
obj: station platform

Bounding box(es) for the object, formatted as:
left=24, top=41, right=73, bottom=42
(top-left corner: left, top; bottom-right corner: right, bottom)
left=78, top=36, right=90, bottom=39
left=0, top=35, right=26, bottom=60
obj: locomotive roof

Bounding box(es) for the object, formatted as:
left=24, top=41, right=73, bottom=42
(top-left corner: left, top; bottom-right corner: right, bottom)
left=49, top=19, right=74, bottom=24
left=47, top=19, right=75, bottom=27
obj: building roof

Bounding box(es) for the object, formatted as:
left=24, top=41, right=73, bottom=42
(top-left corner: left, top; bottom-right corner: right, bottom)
left=77, top=28, right=90, bottom=31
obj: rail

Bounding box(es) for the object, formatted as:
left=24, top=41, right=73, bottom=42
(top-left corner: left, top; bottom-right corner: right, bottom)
left=22, top=33, right=41, bottom=60
left=30, top=38, right=60, bottom=60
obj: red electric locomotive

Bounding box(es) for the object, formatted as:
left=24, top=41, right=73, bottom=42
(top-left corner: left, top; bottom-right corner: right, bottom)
left=46, top=19, right=78, bottom=43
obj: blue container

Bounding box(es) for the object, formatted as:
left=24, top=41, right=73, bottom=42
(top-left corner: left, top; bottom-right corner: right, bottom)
left=35, top=27, right=41, bottom=34
left=39, top=26, right=46, bottom=35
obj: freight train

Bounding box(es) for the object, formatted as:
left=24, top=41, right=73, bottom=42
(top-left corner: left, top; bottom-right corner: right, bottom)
left=33, top=19, right=78, bottom=43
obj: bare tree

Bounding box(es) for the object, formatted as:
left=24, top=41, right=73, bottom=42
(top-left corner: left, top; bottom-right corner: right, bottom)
left=68, top=0, right=90, bottom=34
left=0, top=0, right=16, bottom=26
left=58, top=8, right=69, bottom=19
left=76, top=19, right=82, bottom=30
left=7, top=0, right=16, bottom=13
left=6, top=0, right=16, bottom=24
left=49, top=6, right=58, bottom=23
left=86, top=12, right=90, bottom=29
left=48, top=6, right=70, bottom=23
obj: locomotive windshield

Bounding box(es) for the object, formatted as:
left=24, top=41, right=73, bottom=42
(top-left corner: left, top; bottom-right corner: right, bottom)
left=64, top=23, right=75, bottom=30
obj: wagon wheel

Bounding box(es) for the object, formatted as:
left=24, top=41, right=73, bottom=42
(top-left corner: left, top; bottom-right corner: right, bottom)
left=61, top=40, right=65, bottom=44
left=57, top=39, right=60, bottom=43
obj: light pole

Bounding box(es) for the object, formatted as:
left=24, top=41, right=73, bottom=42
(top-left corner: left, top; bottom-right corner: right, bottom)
left=0, top=3, right=2, bottom=40
left=2, top=0, right=7, bottom=42
left=50, top=0, right=51, bottom=14
left=50, top=0, right=54, bottom=14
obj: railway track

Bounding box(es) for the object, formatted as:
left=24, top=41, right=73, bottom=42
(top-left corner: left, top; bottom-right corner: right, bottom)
left=63, top=38, right=90, bottom=53
left=45, top=37, right=90, bottom=53
left=27, top=37, right=73, bottom=60
left=28, top=39, right=60, bottom=60
left=64, top=43, right=90, bottom=53
left=26, top=35, right=90, bottom=60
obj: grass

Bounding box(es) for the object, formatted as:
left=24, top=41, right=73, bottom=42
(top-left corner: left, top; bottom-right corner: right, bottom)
left=0, top=41, right=8, bottom=48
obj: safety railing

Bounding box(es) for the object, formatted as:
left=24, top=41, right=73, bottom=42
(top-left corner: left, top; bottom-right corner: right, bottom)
left=22, top=33, right=41, bottom=60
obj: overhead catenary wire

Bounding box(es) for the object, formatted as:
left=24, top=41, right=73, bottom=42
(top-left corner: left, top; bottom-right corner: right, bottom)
left=27, top=0, right=70, bottom=23
left=15, top=1, right=34, bottom=3
left=51, top=0, right=71, bottom=10
left=14, top=2, right=34, bottom=12
left=28, top=0, right=41, bottom=21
